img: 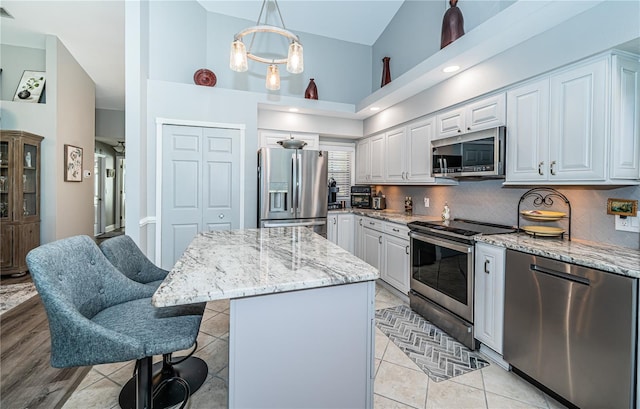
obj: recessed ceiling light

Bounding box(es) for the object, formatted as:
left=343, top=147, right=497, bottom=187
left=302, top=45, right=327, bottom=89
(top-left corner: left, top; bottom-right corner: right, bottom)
left=289, top=108, right=299, bottom=112
left=370, top=107, right=380, bottom=111
left=443, top=65, right=460, bottom=73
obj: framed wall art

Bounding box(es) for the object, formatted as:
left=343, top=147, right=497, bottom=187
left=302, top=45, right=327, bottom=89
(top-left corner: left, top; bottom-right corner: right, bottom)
left=607, top=198, right=638, bottom=217
left=64, top=144, right=83, bottom=182
left=13, top=70, right=46, bottom=103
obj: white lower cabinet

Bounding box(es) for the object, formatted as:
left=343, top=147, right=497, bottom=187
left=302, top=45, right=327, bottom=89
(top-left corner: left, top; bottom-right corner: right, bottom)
left=327, top=213, right=355, bottom=254
left=354, top=215, right=365, bottom=259
left=474, top=242, right=506, bottom=354
left=360, top=217, right=410, bottom=294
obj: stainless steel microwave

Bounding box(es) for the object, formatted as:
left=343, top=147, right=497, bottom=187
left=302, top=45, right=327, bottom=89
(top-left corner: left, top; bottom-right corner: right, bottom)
left=431, top=126, right=506, bottom=178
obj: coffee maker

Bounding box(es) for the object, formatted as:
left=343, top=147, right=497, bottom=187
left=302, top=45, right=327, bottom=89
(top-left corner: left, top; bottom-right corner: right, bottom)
left=327, top=177, right=341, bottom=209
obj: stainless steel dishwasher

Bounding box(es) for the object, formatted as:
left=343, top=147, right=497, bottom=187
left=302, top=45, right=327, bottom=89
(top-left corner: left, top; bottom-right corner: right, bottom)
left=504, top=250, right=637, bottom=409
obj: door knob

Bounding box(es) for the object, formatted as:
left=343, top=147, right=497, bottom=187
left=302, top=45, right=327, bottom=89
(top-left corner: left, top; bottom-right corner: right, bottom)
left=218, top=214, right=224, bottom=219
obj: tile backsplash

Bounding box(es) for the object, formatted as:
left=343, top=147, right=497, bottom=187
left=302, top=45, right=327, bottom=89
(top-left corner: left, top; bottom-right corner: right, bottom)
left=374, top=181, right=640, bottom=249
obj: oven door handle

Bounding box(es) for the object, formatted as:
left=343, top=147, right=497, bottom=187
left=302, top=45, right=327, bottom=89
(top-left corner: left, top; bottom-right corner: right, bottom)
left=409, top=231, right=474, bottom=253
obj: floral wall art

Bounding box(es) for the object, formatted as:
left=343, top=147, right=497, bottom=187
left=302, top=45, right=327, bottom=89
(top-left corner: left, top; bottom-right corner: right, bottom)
left=13, top=70, right=46, bottom=103
left=64, top=145, right=83, bottom=182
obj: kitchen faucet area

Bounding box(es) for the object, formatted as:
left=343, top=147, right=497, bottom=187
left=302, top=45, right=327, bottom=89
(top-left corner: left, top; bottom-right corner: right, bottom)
left=1, top=1, right=640, bottom=409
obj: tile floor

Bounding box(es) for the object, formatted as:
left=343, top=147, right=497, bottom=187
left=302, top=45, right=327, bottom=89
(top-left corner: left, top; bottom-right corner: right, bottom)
left=63, top=282, right=568, bottom=409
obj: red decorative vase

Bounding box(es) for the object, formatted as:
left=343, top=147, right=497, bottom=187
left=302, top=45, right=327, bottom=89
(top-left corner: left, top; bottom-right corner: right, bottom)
left=305, top=78, right=318, bottom=100
left=381, top=57, right=391, bottom=87
left=441, top=0, right=465, bottom=49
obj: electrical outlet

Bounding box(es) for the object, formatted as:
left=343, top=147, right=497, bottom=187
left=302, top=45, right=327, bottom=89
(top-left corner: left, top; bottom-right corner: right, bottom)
left=424, top=197, right=429, bottom=207
left=615, top=215, right=640, bottom=233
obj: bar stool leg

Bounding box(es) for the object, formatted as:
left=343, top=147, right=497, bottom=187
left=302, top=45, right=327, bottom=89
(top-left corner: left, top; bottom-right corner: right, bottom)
left=136, top=357, right=153, bottom=409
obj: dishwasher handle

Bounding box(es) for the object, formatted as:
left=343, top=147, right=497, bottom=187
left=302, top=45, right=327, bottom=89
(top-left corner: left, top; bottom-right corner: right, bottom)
left=530, top=264, right=590, bottom=286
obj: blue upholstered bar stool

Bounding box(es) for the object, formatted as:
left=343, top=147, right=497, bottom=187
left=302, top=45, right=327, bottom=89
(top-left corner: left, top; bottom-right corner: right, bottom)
left=26, top=235, right=203, bottom=409
left=99, top=235, right=208, bottom=409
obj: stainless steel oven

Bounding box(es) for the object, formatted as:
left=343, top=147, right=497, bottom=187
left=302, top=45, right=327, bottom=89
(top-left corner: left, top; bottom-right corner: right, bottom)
left=407, top=219, right=515, bottom=350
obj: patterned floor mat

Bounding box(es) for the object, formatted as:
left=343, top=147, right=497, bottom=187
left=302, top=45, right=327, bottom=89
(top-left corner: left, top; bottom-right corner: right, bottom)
left=375, top=304, right=489, bottom=382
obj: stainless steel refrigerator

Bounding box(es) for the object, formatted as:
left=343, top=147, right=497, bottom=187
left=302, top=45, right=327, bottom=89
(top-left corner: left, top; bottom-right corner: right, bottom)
left=258, top=148, right=328, bottom=237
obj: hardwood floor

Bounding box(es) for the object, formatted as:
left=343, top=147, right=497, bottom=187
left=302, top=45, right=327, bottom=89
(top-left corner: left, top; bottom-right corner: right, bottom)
left=0, top=290, right=89, bottom=409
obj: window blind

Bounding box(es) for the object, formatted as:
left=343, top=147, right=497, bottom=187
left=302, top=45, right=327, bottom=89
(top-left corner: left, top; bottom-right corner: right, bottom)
left=327, top=151, right=352, bottom=203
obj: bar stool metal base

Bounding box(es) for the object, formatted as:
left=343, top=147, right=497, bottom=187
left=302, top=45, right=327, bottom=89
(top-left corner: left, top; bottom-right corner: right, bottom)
left=119, top=355, right=208, bottom=409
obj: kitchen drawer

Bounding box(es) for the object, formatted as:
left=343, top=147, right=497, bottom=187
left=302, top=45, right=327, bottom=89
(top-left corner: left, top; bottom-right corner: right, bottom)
left=362, top=217, right=384, bottom=232
left=384, top=222, right=410, bottom=239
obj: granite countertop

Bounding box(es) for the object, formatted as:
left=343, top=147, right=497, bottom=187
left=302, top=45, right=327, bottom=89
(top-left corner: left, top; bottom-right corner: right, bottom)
left=152, top=227, right=380, bottom=307
left=329, top=208, right=441, bottom=225
left=476, top=233, right=640, bottom=279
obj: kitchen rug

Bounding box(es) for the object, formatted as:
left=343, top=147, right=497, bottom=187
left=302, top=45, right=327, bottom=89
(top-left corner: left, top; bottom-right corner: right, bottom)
left=0, top=282, right=37, bottom=316
left=375, top=304, right=489, bottom=382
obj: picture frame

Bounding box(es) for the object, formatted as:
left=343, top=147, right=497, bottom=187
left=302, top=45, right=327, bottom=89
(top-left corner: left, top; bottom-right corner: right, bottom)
left=13, top=70, right=46, bottom=103
left=64, top=145, right=83, bottom=182
left=607, top=198, right=638, bottom=217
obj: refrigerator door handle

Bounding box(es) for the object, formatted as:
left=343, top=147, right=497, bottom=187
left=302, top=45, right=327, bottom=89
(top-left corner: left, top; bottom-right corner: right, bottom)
left=291, top=153, right=296, bottom=214
left=296, top=153, right=302, bottom=217
left=263, top=220, right=327, bottom=228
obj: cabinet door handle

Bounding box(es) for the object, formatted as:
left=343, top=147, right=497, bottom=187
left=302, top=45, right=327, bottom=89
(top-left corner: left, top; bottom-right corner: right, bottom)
left=467, top=127, right=471, bottom=131
left=550, top=160, right=556, bottom=176
left=392, top=228, right=399, bottom=232
left=359, top=219, right=362, bottom=226
left=402, top=172, right=405, bottom=179
left=484, top=259, right=490, bottom=274
left=457, top=129, right=462, bottom=133
left=538, top=161, right=544, bottom=176
left=369, top=221, right=375, bottom=225
left=406, top=172, right=410, bottom=180
left=406, top=245, right=409, bottom=255
left=378, top=236, right=382, bottom=244
left=333, top=218, right=337, bottom=224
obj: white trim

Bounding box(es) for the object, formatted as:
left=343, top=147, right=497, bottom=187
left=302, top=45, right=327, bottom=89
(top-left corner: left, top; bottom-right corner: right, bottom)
left=95, top=152, right=107, bottom=158
left=155, top=118, right=246, bottom=266
left=105, top=224, right=116, bottom=233
left=478, top=344, right=510, bottom=370
left=139, top=216, right=156, bottom=227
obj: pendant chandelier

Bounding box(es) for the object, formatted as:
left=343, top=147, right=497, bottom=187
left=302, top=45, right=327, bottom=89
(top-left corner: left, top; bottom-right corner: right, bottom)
left=229, top=0, right=304, bottom=90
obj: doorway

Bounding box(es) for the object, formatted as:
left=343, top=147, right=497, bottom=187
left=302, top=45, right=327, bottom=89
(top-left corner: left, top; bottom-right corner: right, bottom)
left=93, top=155, right=106, bottom=236
left=159, top=123, right=245, bottom=269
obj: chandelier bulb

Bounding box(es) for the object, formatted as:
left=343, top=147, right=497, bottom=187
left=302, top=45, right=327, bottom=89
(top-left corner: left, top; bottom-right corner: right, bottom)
left=229, top=39, right=248, bottom=72
left=286, top=41, right=304, bottom=74
left=266, top=64, right=281, bottom=90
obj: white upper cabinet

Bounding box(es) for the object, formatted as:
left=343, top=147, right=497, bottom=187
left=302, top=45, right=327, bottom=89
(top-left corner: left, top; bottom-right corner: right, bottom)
left=610, top=54, right=640, bottom=180
left=259, top=130, right=319, bottom=150
left=369, top=133, right=386, bottom=183
left=505, top=55, right=633, bottom=184
left=407, top=118, right=436, bottom=183
left=435, top=93, right=506, bottom=140
left=384, top=127, right=407, bottom=183
left=355, top=138, right=371, bottom=183
left=506, top=78, right=550, bottom=182
left=548, top=58, right=607, bottom=181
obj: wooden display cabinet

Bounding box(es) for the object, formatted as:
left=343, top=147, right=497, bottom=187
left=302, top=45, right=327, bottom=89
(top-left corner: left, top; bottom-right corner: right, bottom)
left=0, top=130, right=43, bottom=276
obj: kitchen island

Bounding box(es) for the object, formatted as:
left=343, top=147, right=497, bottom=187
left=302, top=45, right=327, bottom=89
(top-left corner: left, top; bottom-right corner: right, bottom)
left=153, top=227, right=380, bottom=408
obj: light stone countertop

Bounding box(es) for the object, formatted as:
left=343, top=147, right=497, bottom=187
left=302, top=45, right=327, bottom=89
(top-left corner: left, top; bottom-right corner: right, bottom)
left=476, top=233, right=640, bottom=279
left=152, top=227, right=380, bottom=307
left=329, top=208, right=442, bottom=225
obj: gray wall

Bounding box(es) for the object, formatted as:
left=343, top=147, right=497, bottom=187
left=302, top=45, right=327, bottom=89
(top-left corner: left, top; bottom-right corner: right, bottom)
left=0, top=44, right=46, bottom=102
left=376, top=182, right=640, bottom=250
left=147, top=1, right=372, bottom=105
left=371, top=0, right=515, bottom=93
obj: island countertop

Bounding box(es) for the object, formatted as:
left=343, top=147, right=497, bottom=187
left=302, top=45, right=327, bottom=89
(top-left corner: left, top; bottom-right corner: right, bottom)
left=152, top=227, right=380, bottom=307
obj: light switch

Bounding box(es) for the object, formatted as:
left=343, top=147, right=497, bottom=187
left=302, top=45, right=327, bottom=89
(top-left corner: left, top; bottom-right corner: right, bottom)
left=615, top=215, right=640, bottom=233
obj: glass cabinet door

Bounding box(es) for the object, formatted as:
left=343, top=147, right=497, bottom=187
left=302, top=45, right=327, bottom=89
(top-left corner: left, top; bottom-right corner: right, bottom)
left=0, top=140, right=10, bottom=220
left=21, top=142, right=39, bottom=220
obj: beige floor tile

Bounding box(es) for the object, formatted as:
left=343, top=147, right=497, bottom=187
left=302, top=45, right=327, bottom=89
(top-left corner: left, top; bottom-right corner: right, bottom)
left=200, top=312, right=230, bottom=338
left=449, top=367, right=485, bottom=390
left=195, top=337, right=229, bottom=376
left=375, top=327, right=390, bottom=359
left=375, top=283, right=406, bottom=308
left=482, top=365, right=548, bottom=408
left=375, top=358, right=382, bottom=376
left=376, top=301, right=394, bottom=310
left=77, top=368, right=105, bottom=390
left=486, top=391, right=546, bottom=409
left=93, top=360, right=130, bottom=377
left=374, top=393, right=420, bottom=409
left=374, top=361, right=429, bottom=409
left=426, top=379, right=487, bottom=409
left=62, top=377, right=121, bottom=409
left=203, top=307, right=218, bottom=321
left=382, top=340, right=422, bottom=372
left=206, top=299, right=230, bottom=313
left=186, top=374, right=228, bottom=409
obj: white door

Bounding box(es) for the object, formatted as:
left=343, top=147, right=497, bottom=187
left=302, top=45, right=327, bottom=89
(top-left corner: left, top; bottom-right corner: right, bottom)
left=369, top=134, right=385, bottom=182
left=161, top=125, right=241, bottom=269
left=327, top=214, right=338, bottom=243
left=336, top=213, right=354, bottom=253
left=384, top=128, right=406, bottom=182
left=407, top=118, right=435, bottom=183
left=115, top=158, right=125, bottom=229
left=355, top=138, right=370, bottom=183
left=474, top=242, right=506, bottom=354
left=93, top=155, right=106, bottom=235
left=362, top=227, right=382, bottom=270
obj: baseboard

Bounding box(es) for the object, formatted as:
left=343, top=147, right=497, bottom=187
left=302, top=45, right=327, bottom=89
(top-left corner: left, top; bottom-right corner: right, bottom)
left=376, top=280, right=409, bottom=304
left=105, top=224, right=116, bottom=233
left=478, top=343, right=510, bottom=370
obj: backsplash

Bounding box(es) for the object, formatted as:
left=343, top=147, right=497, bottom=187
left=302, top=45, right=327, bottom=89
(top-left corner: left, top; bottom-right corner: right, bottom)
left=374, top=181, right=640, bottom=249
